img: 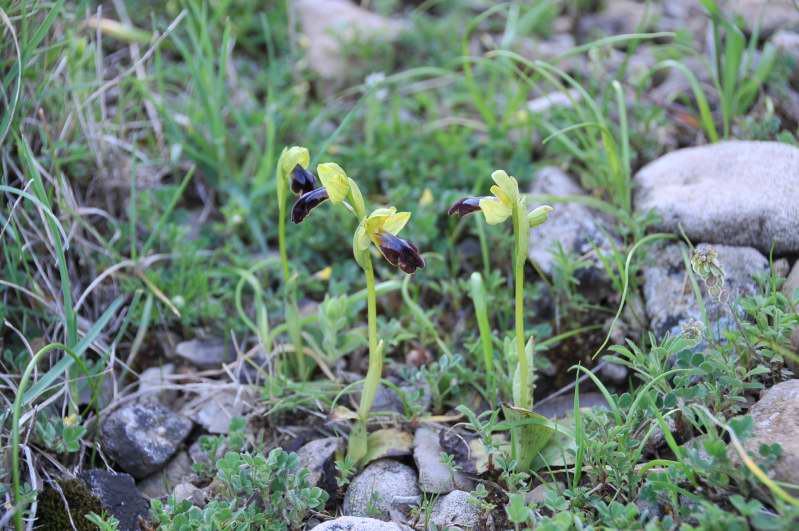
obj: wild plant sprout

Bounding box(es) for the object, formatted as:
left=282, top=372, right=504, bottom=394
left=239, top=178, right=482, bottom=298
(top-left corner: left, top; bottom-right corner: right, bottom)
left=276, top=146, right=313, bottom=380
left=449, top=169, right=552, bottom=470
left=289, top=154, right=425, bottom=465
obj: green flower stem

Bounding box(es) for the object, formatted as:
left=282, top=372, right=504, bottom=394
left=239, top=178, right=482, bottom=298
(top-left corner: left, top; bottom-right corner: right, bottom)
left=357, top=254, right=380, bottom=420
left=278, top=193, right=306, bottom=380
left=512, top=204, right=531, bottom=410
left=278, top=199, right=290, bottom=284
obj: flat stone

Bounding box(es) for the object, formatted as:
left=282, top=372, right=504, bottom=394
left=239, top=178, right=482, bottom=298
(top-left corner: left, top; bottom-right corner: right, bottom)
left=102, top=402, right=193, bottom=478
left=138, top=363, right=176, bottom=405
left=181, top=388, right=254, bottom=434
left=175, top=338, right=230, bottom=369
left=343, top=459, right=420, bottom=520
left=732, top=380, right=799, bottom=490
left=137, top=450, right=193, bottom=499
left=312, top=516, right=403, bottom=530
left=529, top=167, right=618, bottom=299
left=79, top=469, right=149, bottom=531
left=413, top=427, right=474, bottom=494
left=297, top=437, right=340, bottom=489
left=294, top=0, right=405, bottom=83
left=729, top=0, right=799, bottom=34
left=634, top=141, right=799, bottom=254
left=430, top=490, right=481, bottom=530
left=641, top=243, right=768, bottom=338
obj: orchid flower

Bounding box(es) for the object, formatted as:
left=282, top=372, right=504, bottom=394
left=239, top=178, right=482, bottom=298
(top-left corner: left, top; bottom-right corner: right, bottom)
left=448, top=169, right=553, bottom=470
left=291, top=159, right=425, bottom=465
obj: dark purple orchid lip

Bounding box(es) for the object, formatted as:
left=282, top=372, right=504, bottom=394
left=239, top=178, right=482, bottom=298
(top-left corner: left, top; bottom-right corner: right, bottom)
left=290, top=164, right=318, bottom=196
left=377, top=232, right=425, bottom=274
left=447, top=196, right=485, bottom=217
left=291, top=187, right=329, bottom=224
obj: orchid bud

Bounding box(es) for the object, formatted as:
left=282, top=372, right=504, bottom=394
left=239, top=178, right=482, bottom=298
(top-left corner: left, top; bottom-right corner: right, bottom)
left=527, top=205, right=554, bottom=228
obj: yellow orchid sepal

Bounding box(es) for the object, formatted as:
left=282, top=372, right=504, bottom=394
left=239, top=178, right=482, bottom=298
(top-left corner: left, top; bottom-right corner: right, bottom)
left=317, top=162, right=351, bottom=203
left=478, top=170, right=523, bottom=225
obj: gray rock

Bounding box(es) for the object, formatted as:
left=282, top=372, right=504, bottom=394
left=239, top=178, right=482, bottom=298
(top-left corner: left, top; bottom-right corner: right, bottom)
left=529, top=167, right=618, bottom=298
left=413, top=427, right=474, bottom=494
left=657, top=0, right=708, bottom=41
left=297, top=437, right=340, bottom=488
left=430, top=490, right=481, bottom=530
left=294, top=0, right=405, bottom=83
left=173, top=482, right=206, bottom=506
left=634, top=141, right=799, bottom=254
left=784, top=263, right=799, bottom=358
left=175, top=338, right=230, bottom=369
left=137, top=450, right=193, bottom=499
left=526, top=482, right=563, bottom=505
left=578, top=0, right=661, bottom=37
left=527, top=89, right=581, bottom=114
left=138, top=363, right=176, bottom=404
left=643, top=415, right=678, bottom=455
left=312, top=516, right=403, bottom=531
left=78, top=374, right=114, bottom=410
left=534, top=392, right=608, bottom=420
left=181, top=388, right=254, bottom=434
left=682, top=436, right=713, bottom=465
left=513, top=34, right=586, bottom=73
left=732, top=380, right=799, bottom=490
left=773, top=31, right=799, bottom=86
left=79, top=469, right=149, bottom=531
left=641, top=243, right=769, bottom=338
left=599, top=358, right=629, bottom=385
left=350, top=375, right=431, bottom=416
left=343, top=459, right=420, bottom=520
left=102, top=402, right=193, bottom=478
left=784, top=262, right=799, bottom=300
left=729, top=0, right=799, bottom=34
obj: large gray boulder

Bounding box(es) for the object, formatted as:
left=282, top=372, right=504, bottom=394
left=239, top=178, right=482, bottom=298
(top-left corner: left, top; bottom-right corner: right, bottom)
left=641, top=243, right=769, bottom=338
left=634, top=141, right=799, bottom=254
left=102, top=402, right=193, bottom=478
left=529, top=167, right=618, bottom=298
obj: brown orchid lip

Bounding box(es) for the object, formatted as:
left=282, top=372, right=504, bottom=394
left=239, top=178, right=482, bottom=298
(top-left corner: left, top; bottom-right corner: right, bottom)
left=290, top=164, right=318, bottom=196
left=447, top=196, right=485, bottom=217
left=291, top=187, right=329, bottom=223
left=378, top=232, right=425, bottom=274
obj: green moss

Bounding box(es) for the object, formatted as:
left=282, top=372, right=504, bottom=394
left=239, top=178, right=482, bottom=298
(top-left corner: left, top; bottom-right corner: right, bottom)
left=37, top=479, right=103, bottom=531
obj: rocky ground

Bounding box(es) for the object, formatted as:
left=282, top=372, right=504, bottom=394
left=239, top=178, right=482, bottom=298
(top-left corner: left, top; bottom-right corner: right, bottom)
left=2, top=0, right=799, bottom=530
